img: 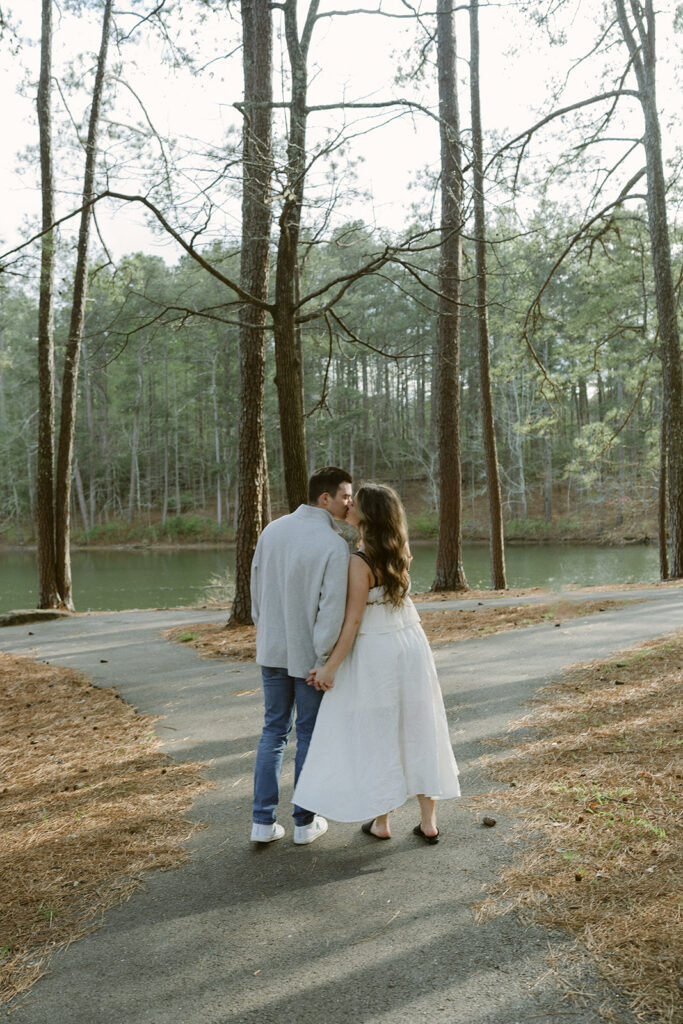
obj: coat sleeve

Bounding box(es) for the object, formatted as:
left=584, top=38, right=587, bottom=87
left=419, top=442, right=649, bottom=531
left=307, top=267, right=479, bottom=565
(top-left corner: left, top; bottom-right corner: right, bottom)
left=312, top=542, right=350, bottom=664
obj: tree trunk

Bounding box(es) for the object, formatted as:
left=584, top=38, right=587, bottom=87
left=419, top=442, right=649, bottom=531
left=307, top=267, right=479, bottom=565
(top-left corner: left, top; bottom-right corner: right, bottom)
left=36, top=0, right=60, bottom=609
left=432, top=0, right=468, bottom=592
left=614, top=0, right=683, bottom=577
left=469, top=0, right=506, bottom=590
left=659, top=415, right=669, bottom=579
left=543, top=340, right=553, bottom=522
left=271, top=0, right=319, bottom=512
left=272, top=265, right=308, bottom=511
left=596, top=371, right=604, bottom=422
left=544, top=436, right=553, bottom=521
left=616, top=377, right=625, bottom=525
left=54, top=0, right=113, bottom=608
left=73, top=459, right=89, bottom=533
left=162, top=341, right=170, bottom=524
left=211, top=354, right=222, bottom=527
left=230, top=0, right=274, bottom=624
left=80, top=336, right=97, bottom=527
left=197, top=398, right=206, bottom=509
left=174, top=379, right=182, bottom=516
left=128, top=349, right=143, bottom=523
left=577, top=378, right=590, bottom=427
left=510, top=379, right=528, bottom=518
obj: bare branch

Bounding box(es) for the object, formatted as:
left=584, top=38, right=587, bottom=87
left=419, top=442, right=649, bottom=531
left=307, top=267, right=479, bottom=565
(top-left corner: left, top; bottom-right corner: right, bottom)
left=522, top=168, right=648, bottom=380
left=305, top=313, right=334, bottom=416
left=116, top=3, right=168, bottom=43
left=562, top=17, right=618, bottom=87
left=295, top=228, right=425, bottom=312
left=109, top=76, right=174, bottom=193
left=0, top=191, right=272, bottom=311
left=315, top=7, right=429, bottom=19
left=328, top=309, right=425, bottom=359
left=599, top=342, right=658, bottom=452
left=481, top=89, right=641, bottom=177
left=372, top=270, right=439, bottom=315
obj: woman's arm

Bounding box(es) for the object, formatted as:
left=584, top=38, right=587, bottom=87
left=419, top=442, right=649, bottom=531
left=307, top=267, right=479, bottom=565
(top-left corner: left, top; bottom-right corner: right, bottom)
left=308, top=555, right=372, bottom=690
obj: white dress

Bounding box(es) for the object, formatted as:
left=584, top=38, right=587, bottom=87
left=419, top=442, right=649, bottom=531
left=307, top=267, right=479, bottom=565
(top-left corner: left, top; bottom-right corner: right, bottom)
left=293, top=584, right=460, bottom=822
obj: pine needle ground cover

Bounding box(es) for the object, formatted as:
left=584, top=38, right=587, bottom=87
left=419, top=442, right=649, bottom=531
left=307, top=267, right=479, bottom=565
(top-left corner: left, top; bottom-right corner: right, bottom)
left=475, top=633, right=682, bottom=1024
left=0, top=653, right=209, bottom=1004
left=167, top=598, right=630, bottom=660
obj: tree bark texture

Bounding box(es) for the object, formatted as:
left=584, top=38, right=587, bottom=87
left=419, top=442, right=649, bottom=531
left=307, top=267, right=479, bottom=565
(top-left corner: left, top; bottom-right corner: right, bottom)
left=469, top=0, right=506, bottom=590
left=658, top=415, right=668, bottom=579
left=36, top=0, right=60, bottom=609
left=614, top=0, right=683, bottom=577
left=80, top=336, right=97, bottom=527
left=432, top=0, right=468, bottom=591
left=271, top=0, right=319, bottom=512
left=54, top=0, right=113, bottom=609
left=230, top=0, right=274, bottom=624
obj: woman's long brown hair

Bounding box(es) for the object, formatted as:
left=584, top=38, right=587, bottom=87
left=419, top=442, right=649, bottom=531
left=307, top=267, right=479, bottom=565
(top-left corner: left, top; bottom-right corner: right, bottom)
left=354, top=483, right=411, bottom=607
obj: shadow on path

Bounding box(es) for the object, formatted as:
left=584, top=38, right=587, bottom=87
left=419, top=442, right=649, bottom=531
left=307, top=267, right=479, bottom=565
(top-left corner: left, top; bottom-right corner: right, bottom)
left=4, top=592, right=681, bottom=1024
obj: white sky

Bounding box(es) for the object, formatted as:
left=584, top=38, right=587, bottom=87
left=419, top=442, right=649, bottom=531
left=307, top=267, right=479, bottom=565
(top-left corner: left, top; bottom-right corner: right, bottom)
left=0, top=1, right=680, bottom=264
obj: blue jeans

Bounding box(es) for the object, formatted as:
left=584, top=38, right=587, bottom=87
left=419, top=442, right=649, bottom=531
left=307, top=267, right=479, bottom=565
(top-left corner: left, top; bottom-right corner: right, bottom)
left=252, top=666, right=323, bottom=827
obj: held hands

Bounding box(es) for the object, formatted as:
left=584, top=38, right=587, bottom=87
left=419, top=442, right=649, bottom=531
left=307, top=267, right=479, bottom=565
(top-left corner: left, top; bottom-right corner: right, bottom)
left=307, top=664, right=335, bottom=691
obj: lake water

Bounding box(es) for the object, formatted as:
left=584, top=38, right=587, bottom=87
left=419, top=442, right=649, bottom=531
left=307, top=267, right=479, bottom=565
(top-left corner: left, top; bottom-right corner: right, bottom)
left=0, top=543, right=661, bottom=614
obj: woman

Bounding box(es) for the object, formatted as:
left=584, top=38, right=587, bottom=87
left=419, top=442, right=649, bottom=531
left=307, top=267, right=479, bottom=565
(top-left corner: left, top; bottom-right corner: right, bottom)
left=293, top=483, right=460, bottom=843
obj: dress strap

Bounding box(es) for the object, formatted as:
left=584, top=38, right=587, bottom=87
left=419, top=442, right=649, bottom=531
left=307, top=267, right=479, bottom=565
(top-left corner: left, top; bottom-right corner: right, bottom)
left=353, top=550, right=379, bottom=588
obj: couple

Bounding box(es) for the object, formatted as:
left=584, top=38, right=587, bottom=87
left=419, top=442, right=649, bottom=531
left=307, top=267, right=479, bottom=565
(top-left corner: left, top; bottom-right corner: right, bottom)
left=249, top=466, right=460, bottom=846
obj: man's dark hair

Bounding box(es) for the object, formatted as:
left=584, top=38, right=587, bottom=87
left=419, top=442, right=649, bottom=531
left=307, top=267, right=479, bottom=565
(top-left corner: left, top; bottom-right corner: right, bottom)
left=308, top=466, right=352, bottom=504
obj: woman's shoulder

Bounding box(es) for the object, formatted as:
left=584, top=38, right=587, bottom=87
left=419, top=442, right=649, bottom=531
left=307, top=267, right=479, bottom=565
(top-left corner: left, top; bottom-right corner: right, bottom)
left=352, top=550, right=379, bottom=588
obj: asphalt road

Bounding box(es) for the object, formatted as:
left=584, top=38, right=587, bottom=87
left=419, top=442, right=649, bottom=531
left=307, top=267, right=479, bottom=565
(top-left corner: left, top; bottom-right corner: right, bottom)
left=2, top=586, right=682, bottom=1024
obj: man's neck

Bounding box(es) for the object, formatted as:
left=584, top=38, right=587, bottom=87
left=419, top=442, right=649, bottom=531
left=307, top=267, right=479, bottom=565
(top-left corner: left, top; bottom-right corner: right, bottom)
left=306, top=503, right=341, bottom=528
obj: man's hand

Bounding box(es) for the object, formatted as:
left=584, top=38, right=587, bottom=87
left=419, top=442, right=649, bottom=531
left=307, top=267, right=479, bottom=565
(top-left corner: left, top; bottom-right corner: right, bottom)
left=307, top=665, right=335, bottom=691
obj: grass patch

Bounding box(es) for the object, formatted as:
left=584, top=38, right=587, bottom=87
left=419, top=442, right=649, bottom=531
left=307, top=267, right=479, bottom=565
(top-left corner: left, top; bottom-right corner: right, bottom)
left=0, top=653, right=209, bottom=1004
left=474, top=632, right=682, bottom=1024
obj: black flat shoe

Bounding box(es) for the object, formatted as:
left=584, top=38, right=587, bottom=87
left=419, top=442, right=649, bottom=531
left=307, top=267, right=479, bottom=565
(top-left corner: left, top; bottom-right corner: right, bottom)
left=361, top=820, right=391, bottom=840
left=413, top=824, right=439, bottom=845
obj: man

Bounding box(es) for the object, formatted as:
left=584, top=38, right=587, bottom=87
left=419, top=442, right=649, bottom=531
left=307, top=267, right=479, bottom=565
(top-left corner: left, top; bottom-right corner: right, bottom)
left=250, top=466, right=352, bottom=845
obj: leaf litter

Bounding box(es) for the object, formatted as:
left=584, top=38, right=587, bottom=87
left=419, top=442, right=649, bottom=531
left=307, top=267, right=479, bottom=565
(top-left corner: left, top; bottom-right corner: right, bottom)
left=0, top=652, right=209, bottom=1004
left=473, top=631, right=682, bottom=1024
left=166, top=598, right=630, bottom=660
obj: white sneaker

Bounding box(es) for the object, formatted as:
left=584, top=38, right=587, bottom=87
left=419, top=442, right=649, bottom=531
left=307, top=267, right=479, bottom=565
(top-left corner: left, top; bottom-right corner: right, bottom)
left=293, top=815, right=328, bottom=845
left=250, top=821, right=285, bottom=843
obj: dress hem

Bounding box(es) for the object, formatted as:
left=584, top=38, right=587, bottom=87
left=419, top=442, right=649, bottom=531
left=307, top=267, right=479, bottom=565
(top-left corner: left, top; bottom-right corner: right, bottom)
left=291, top=785, right=461, bottom=824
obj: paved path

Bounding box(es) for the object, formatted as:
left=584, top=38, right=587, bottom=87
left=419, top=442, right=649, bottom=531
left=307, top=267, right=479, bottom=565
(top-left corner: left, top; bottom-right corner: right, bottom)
left=2, top=587, right=682, bottom=1024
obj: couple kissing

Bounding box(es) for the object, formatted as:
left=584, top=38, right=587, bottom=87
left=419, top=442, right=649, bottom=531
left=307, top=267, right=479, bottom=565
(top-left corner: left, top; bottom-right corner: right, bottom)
left=249, top=467, right=459, bottom=847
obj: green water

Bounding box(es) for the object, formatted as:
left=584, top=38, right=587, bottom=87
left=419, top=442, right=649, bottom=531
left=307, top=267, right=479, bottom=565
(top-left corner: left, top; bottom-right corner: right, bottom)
left=0, top=543, right=660, bottom=614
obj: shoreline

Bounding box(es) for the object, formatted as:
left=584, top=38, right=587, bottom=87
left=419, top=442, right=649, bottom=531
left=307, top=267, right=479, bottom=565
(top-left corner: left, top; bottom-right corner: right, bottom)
left=3, top=580, right=683, bottom=628
left=0, top=534, right=656, bottom=554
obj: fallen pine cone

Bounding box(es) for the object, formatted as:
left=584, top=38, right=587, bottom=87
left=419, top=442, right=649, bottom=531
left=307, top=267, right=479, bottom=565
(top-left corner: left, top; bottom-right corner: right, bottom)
left=482, top=816, right=497, bottom=827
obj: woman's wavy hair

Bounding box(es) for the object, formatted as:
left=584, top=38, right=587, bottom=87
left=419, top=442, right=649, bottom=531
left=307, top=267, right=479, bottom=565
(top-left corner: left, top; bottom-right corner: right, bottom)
left=354, top=483, right=411, bottom=607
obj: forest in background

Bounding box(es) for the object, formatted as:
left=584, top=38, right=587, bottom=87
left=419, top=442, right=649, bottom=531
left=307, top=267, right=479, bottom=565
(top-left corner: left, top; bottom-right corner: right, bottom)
left=0, top=207, right=670, bottom=544
left=0, top=0, right=681, bottom=610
